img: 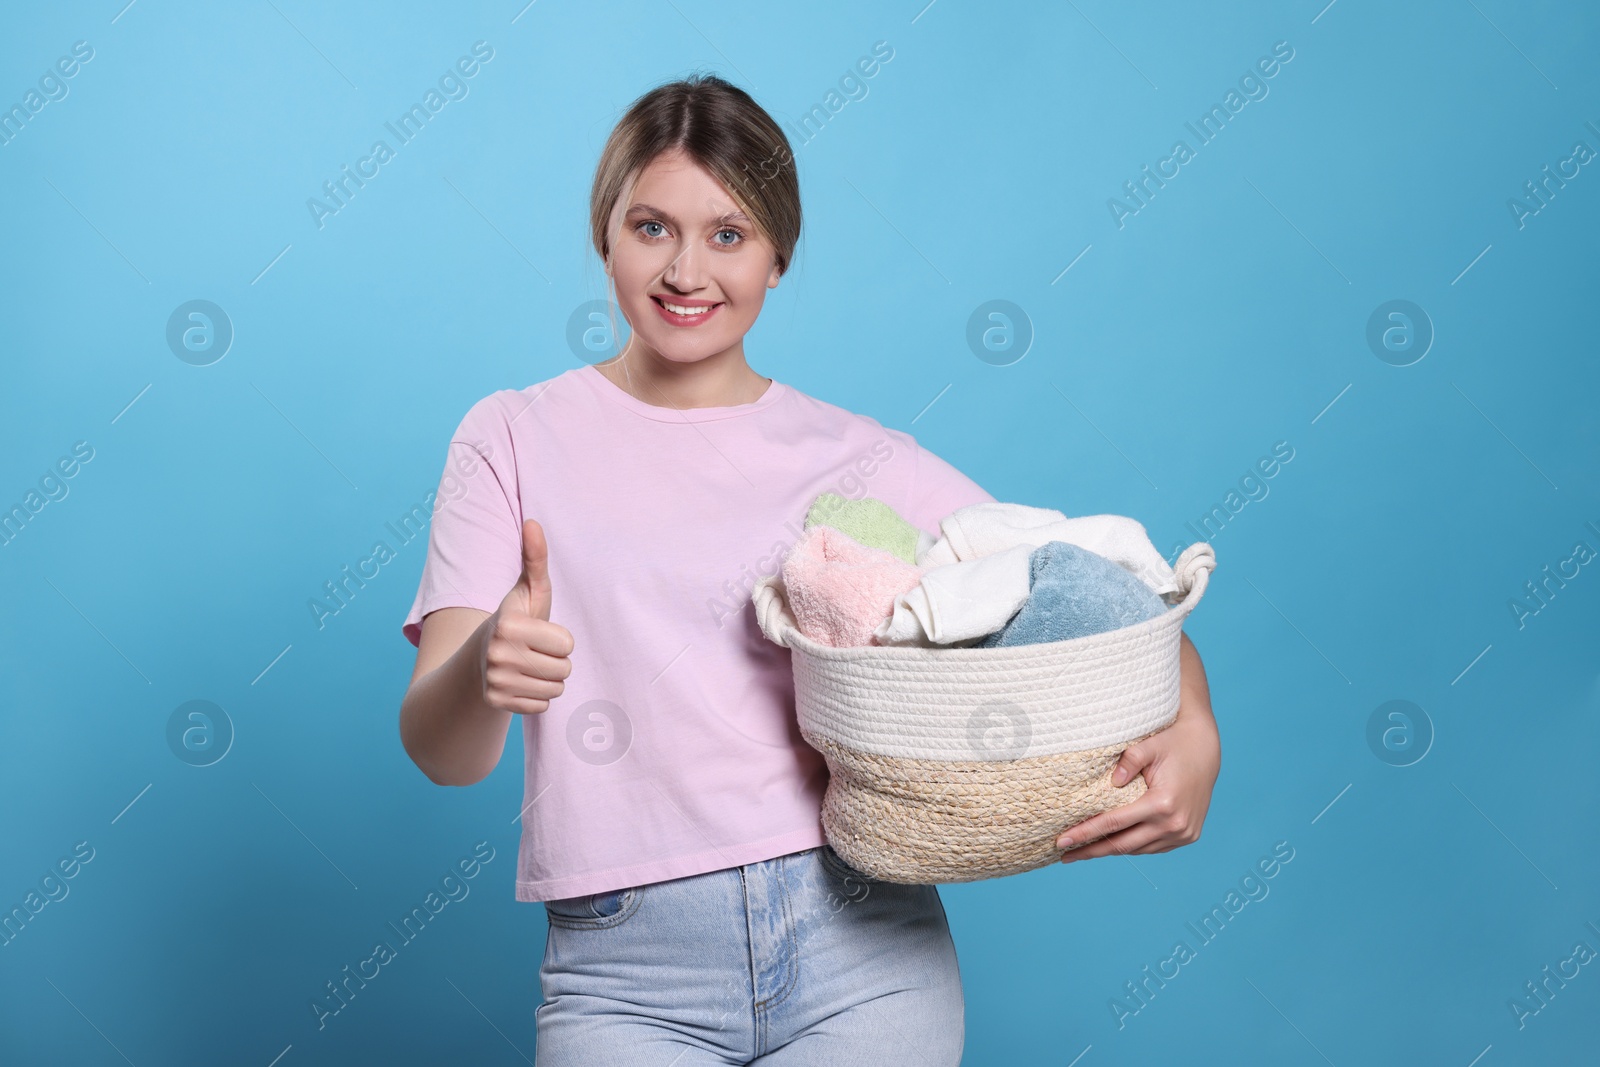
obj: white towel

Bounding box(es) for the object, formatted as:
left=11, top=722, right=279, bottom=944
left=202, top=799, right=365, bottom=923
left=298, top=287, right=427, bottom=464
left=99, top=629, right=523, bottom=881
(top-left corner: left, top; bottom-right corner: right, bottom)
left=872, top=543, right=1035, bottom=647
left=917, top=503, right=1178, bottom=596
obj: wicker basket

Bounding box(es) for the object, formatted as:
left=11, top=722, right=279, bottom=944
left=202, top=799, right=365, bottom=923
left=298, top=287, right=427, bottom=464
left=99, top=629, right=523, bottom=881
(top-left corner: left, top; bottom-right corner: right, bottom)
left=750, top=540, right=1217, bottom=884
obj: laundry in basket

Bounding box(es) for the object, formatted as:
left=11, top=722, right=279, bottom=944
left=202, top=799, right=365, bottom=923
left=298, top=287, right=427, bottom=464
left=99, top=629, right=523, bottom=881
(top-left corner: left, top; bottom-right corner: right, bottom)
left=750, top=518, right=1217, bottom=884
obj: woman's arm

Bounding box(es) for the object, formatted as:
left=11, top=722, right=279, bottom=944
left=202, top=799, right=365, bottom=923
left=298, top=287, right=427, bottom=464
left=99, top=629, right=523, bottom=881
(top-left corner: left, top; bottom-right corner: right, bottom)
left=399, top=519, right=573, bottom=787
left=1055, top=631, right=1220, bottom=860
left=400, top=607, right=512, bottom=786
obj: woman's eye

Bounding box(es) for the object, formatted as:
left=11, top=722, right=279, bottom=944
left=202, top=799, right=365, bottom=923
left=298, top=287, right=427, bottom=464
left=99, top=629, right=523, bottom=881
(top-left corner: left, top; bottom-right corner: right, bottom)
left=639, top=220, right=667, bottom=238
left=714, top=228, right=744, bottom=246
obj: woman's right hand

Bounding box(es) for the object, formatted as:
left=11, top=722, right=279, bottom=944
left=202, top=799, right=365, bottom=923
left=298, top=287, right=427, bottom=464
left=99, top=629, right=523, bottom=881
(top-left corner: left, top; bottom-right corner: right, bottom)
left=482, top=518, right=574, bottom=715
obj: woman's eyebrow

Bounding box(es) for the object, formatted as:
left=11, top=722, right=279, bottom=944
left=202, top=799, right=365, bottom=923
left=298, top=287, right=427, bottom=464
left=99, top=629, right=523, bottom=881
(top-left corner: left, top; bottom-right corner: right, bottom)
left=626, top=203, right=750, bottom=226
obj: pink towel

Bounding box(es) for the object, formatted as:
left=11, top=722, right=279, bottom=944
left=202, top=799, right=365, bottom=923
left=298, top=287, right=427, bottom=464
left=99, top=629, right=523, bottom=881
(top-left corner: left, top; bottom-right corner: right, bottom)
left=780, top=525, right=924, bottom=647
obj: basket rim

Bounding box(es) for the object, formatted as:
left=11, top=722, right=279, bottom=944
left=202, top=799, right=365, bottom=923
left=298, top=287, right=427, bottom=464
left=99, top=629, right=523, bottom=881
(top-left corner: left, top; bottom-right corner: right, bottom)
left=758, top=540, right=1215, bottom=662
left=783, top=594, right=1186, bottom=662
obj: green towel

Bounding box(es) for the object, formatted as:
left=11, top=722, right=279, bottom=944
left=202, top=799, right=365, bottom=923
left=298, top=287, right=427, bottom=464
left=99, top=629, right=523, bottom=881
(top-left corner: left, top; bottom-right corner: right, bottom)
left=803, top=492, right=922, bottom=564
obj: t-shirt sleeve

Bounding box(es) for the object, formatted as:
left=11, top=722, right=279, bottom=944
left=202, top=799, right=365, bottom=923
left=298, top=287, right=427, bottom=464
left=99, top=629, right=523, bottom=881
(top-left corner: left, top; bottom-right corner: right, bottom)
left=902, top=437, right=996, bottom=535
left=401, top=393, right=525, bottom=647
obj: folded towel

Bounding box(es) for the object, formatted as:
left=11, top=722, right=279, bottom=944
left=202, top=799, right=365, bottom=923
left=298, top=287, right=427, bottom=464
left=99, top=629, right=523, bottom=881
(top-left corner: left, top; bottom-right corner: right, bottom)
left=804, top=492, right=922, bottom=564
left=872, top=543, right=1036, bottom=647
left=919, top=503, right=1176, bottom=596
left=781, top=525, right=925, bottom=647
left=977, top=541, right=1169, bottom=648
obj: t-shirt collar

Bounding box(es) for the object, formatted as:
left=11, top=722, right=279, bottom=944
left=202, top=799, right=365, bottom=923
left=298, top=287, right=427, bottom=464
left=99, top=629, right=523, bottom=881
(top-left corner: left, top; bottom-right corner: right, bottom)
left=577, top=362, right=788, bottom=423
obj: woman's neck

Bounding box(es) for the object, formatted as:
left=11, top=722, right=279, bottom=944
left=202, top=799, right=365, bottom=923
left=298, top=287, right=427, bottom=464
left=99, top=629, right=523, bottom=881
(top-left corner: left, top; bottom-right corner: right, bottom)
left=593, top=351, right=771, bottom=409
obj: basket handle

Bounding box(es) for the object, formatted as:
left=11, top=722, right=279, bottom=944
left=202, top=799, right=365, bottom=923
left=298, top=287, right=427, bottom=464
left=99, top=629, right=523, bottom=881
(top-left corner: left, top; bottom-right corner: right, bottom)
left=752, top=574, right=800, bottom=648
left=751, top=540, right=1217, bottom=649
left=1167, top=541, right=1217, bottom=614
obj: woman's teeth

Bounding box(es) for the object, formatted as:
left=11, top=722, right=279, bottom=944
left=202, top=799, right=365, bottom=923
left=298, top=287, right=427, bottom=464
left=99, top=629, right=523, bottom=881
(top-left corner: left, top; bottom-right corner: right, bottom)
left=660, top=300, right=717, bottom=315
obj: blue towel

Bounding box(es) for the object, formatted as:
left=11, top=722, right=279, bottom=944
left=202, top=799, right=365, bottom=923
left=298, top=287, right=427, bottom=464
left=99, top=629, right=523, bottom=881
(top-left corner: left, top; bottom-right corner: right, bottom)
left=977, top=540, right=1168, bottom=648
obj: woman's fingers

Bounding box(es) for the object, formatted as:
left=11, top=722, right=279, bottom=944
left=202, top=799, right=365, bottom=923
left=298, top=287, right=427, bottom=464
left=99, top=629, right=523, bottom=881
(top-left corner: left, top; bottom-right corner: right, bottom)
left=492, top=614, right=575, bottom=662
left=1110, top=739, right=1156, bottom=787
left=484, top=638, right=570, bottom=680
left=484, top=665, right=564, bottom=702
left=498, top=693, right=559, bottom=716
left=482, top=622, right=571, bottom=714
left=1059, top=821, right=1172, bottom=863
left=1057, top=789, right=1162, bottom=850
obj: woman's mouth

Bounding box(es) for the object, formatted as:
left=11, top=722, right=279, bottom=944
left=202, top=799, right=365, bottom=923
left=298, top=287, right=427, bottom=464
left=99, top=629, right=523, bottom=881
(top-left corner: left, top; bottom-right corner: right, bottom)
left=651, top=296, right=724, bottom=327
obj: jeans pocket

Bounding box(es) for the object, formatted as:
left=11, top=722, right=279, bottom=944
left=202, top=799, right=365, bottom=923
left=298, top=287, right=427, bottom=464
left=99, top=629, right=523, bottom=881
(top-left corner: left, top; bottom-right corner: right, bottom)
left=542, top=886, right=643, bottom=929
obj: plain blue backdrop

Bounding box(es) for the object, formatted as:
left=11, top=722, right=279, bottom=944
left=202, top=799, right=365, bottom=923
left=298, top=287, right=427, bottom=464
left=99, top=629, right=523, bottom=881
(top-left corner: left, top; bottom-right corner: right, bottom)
left=3, top=1, right=1598, bottom=1063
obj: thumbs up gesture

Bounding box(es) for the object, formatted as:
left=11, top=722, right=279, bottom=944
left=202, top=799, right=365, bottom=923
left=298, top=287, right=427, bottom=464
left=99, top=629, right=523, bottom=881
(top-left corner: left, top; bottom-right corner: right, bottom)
left=483, top=518, right=574, bottom=715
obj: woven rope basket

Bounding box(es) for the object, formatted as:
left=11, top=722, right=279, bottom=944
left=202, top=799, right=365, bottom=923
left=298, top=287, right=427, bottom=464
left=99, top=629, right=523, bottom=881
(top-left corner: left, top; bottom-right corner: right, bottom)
left=751, top=540, right=1217, bottom=884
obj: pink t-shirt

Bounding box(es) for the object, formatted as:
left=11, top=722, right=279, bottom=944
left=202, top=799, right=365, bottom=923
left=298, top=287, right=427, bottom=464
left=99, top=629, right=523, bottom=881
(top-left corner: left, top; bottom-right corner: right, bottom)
left=402, top=362, right=995, bottom=902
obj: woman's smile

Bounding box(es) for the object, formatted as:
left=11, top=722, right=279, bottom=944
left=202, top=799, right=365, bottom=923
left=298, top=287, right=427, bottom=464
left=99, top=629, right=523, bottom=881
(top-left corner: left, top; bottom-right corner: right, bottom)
left=651, top=294, right=724, bottom=326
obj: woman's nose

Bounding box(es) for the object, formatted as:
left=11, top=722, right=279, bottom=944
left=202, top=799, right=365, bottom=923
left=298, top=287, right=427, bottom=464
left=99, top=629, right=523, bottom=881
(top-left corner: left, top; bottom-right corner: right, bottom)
left=662, top=242, right=707, bottom=289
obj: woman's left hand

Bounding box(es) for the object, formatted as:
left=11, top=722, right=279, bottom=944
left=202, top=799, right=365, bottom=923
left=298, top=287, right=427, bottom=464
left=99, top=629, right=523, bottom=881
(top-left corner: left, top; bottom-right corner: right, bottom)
left=1056, top=634, right=1219, bottom=862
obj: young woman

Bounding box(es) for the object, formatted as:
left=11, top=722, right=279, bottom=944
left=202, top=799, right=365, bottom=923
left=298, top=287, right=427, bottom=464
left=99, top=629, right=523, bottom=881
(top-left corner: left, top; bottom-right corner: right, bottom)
left=398, top=73, right=1220, bottom=1065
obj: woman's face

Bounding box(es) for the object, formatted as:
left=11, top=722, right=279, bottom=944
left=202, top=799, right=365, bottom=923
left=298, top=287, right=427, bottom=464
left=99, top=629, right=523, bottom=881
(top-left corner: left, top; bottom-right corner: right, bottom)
left=606, top=148, right=782, bottom=368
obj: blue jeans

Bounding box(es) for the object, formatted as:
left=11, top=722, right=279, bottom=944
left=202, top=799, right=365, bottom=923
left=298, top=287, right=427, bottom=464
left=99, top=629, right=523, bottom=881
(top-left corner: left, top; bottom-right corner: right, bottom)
left=534, top=844, right=965, bottom=1065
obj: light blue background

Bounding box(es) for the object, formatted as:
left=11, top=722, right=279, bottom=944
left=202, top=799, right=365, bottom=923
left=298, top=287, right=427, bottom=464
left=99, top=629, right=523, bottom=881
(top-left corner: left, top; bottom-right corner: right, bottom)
left=3, top=1, right=1598, bottom=1063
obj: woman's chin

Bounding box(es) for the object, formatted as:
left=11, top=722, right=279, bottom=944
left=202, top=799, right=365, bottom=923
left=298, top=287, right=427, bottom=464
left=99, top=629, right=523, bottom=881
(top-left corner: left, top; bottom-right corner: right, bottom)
left=651, top=342, right=729, bottom=366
